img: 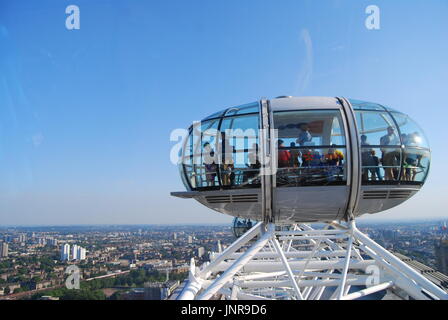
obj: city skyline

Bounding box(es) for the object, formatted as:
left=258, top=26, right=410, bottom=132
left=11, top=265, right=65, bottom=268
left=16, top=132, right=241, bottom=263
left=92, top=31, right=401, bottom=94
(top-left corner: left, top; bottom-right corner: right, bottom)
left=1, top=220, right=446, bottom=300
left=1, top=1, right=448, bottom=225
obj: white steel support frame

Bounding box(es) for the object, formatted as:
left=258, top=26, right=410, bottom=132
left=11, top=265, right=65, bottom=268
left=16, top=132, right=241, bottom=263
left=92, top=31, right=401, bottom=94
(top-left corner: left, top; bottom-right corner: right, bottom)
left=177, top=221, right=448, bottom=300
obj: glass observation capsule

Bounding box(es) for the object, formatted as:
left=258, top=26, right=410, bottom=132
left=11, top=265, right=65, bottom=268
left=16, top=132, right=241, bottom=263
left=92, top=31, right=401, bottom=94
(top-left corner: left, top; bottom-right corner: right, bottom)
left=232, top=217, right=255, bottom=238
left=171, top=97, right=430, bottom=224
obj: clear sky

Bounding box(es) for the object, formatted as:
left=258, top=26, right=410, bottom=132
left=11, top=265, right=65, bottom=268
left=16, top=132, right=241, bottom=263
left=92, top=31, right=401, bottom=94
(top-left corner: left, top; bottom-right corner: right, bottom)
left=0, top=0, right=447, bottom=225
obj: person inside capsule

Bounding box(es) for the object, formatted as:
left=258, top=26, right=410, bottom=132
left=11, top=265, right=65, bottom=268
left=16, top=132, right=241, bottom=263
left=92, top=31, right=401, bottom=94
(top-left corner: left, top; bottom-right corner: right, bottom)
left=246, top=143, right=261, bottom=184
left=296, top=123, right=313, bottom=146
left=380, top=126, right=400, bottom=180
left=221, top=149, right=235, bottom=186
left=203, top=142, right=217, bottom=187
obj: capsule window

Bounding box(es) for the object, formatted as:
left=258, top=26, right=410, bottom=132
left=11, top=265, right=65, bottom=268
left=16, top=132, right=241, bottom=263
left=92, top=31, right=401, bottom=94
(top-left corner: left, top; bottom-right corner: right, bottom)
left=181, top=119, right=220, bottom=189
left=357, top=110, right=431, bottom=185
left=219, top=114, right=260, bottom=188
left=180, top=102, right=261, bottom=190
left=273, top=110, right=347, bottom=187
left=355, top=110, right=400, bottom=146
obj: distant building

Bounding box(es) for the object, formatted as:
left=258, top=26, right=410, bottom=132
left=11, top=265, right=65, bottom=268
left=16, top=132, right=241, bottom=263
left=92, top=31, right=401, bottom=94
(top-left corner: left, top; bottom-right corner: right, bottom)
left=72, top=244, right=79, bottom=260
left=18, top=234, right=26, bottom=243
left=77, top=246, right=87, bottom=260
left=0, top=242, right=8, bottom=258
left=60, top=244, right=86, bottom=261
left=173, top=233, right=177, bottom=240
left=197, top=247, right=205, bottom=258
left=188, top=236, right=193, bottom=244
left=60, top=243, right=70, bottom=261
left=435, top=239, right=448, bottom=275
left=47, top=238, right=58, bottom=246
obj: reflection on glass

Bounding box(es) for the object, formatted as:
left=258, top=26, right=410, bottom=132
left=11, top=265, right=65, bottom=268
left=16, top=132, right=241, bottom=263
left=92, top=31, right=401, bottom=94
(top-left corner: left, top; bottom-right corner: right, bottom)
left=356, top=110, right=399, bottom=146
left=392, top=112, right=429, bottom=148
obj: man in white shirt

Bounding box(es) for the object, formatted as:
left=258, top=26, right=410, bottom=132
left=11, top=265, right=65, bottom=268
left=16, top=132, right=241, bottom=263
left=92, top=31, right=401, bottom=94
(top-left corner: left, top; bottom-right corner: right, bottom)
left=296, top=123, right=312, bottom=146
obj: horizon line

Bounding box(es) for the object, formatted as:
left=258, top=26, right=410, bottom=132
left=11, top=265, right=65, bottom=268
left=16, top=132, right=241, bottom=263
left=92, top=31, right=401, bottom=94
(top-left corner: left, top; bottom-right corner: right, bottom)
left=0, top=217, right=447, bottom=228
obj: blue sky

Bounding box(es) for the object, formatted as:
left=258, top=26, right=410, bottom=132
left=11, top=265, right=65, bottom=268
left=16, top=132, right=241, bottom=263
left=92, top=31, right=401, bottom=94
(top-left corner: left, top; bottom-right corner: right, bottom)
left=0, top=0, right=447, bottom=225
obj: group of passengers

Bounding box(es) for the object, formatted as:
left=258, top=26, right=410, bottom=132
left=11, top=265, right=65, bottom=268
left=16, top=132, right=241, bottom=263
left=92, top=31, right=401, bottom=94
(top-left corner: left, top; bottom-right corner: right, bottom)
left=278, top=140, right=344, bottom=170
left=235, top=219, right=253, bottom=229
left=221, top=143, right=262, bottom=186
left=361, top=127, right=423, bottom=182
left=202, top=142, right=261, bottom=187
left=277, top=123, right=344, bottom=173
left=202, top=124, right=424, bottom=187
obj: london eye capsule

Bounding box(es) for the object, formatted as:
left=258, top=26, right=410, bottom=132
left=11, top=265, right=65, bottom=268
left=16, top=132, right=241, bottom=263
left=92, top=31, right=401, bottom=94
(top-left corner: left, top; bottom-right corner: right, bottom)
left=171, top=97, right=430, bottom=224
left=232, top=217, right=254, bottom=238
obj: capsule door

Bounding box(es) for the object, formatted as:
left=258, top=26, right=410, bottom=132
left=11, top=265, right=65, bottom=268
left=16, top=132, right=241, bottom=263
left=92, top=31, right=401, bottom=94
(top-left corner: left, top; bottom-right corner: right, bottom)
left=269, top=102, right=351, bottom=223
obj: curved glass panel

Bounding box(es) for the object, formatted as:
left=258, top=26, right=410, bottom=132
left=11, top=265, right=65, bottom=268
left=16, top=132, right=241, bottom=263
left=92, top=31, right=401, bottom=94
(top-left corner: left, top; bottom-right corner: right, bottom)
left=356, top=110, right=405, bottom=185
left=202, top=109, right=227, bottom=121
left=350, top=99, right=386, bottom=111
left=382, top=105, right=400, bottom=113
left=181, top=109, right=261, bottom=190
left=391, top=112, right=430, bottom=149
left=355, top=110, right=400, bottom=146
left=224, top=102, right=260, bottom=116
left=195, top=120, right=220, bottom=188
left=181, top=128, right=196, bottom=189
left=219, top=114, right=260, bottom=188
left=402, top=148, right=430, bottom=183
left=181, top=119, right=220, bottom=189
left=274, top=110, right=347, bottom=187
left=357, top=109, right=430, bottom=185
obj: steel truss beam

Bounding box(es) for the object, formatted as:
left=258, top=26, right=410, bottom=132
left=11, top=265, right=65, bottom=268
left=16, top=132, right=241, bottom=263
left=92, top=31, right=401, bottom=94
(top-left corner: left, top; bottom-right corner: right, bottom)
left=177, top=221, right=448, bottom=300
